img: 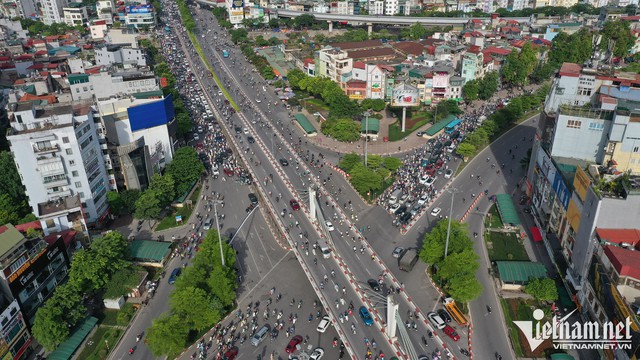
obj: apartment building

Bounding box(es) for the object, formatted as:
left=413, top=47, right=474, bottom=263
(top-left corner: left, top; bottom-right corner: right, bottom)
left=124, top=4, right=156, bottom=29
left=460, top=47, right=484, bottom=84
left=0, top=297, right=32, bottom=359
left=41, top=0, right=68, bottom=25
left=0, top=224, right=71, bottom=325
left=316, top=46, right=353, bottom=85
left=96, top=0, right=115, bottom=24
left=62, top=2, right=88, bottom=26
left=6, top=101, right=110, bottom=231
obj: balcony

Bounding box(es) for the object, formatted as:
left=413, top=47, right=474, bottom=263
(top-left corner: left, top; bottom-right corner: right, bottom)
left=33, top=143, right=60, bottom=153
left=43, top=175, right=68, bottom=188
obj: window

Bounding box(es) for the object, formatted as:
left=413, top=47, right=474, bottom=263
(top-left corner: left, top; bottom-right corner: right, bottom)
left=79, top=192, right=85, bottom=199
left=577, top=87, right=592, bottom=96
left=588, top=122, right=604, bottom=131
left=72, top=170, right=79, bottom=177
left=62, top=136, right=69, bottom=143
left=69, top=160, right=75, bottom=166
left=567, top=120, right=582, bottom=129
left=634, top=146, right=640, bottom=153
left=75, top=181, right=82, bottom=188
left=45, top=219, right=55, bottom=229
left=66, top=148, right=73, bottom=155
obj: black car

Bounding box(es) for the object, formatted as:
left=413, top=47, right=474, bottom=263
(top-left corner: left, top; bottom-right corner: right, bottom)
left=394, top=205, right=407, bottom=216
left=399, top=212, right=412, bottom=225
left=248, top=193, right=258, bottom=205
left=438, top=309, right=452, bottom=323
left=235, top=126, right=242, bottom=134
left=279, top=158, right=289, bottom=166
left=247, top=136, right=255, bottom=144
left=367, top=279, right=380, bottom=292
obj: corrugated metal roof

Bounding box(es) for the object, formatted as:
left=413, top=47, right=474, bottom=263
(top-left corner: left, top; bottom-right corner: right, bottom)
left=294, top=114, right=316, bottom=134
left=48, top=316, right=98, bottom=360
left=496, top=261, right=547, bottom=284
left=496, top=194, right=520, bottom=226
left=128, top=240, right=171, bottom=262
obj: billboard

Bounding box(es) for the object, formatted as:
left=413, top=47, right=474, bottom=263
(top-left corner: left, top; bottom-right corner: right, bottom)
left=391, top=84, right=419, bottom=107
left=128, top=94, right=176, bottom=132
left=573, top=166, right=590, bottom=202
left=231, top=0, right=244, bottom=8
left=552, top=172, right=571, bottom=210
left=126, top=4, right=152, bottom=13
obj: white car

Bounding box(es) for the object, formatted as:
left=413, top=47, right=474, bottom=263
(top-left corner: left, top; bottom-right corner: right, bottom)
left=418, top=194, right=429, bottom=206
left=425, top=177, right=436, bottom=187
left=419, top=175, right=429, bottom=185
left=427, top=311, right=446, bottom=329
left=390, top=203, right=401, bottom=212
left=243, top=128, right=249, bottom=134
left=193, top=133, right=200, bottom=141
left=392, top=247, right=405, bottom=258
left=430, top=207, right=442, bottom=217
left=444, top=169, right=453, bottom=179
left=256, top=99, right=262, bottom=103
left=310, top=347, right=324, bottom=360
left=316, top=315, right=330, bottom=333
left=218, top=91, right=223, bottom=96
left=325, top=221, right=335, bottom=231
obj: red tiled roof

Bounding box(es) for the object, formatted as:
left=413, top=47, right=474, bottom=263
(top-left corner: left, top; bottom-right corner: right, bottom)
left=44, top=229, right=77, bottom=247
left=32, top=39, right=45, bottom=45
left=604, top=245, right=640, bottom=280
left=14, top=54, right=33, bottom=61
left=353, top=61, right=366, bottom=69
left=346, top=79, right=366, bottom=88
left=34, top=50, right=47, bottom=56
left=303, top=58, right=314, bottom=65
left=472, top=19, right=482, bottom=23
left=47, top=63, right=58, bottom=69
left=467, top=45, right=481, bottom=54
left=392, top=41, right=425, bottom=56
left=0, top=62, right=15, bottom=69
left=14, top=221, right=41, bottom=233
left=85, top=66, right=102, bottom=74
left=347, top=47, right=396, bottom=60
left=27, top=63, right=44, bottom=70
left=559, top=62, right=582, bottom=77
left=471, top=31, right=483, bottom=37
left=0, top=56, right=11, bottom=62
left=331, top=39, right=383, bottom=51
left=83, top=44, right=93, bottom=49
left=45, top=35, right=59, bottom=41
left=621, top=15, right=640, bottom=21
left=597, top=228, right=640, bottom=247
left=483, top=46, right=511, bottom=56
left=19, top=93, right=58, bottom=104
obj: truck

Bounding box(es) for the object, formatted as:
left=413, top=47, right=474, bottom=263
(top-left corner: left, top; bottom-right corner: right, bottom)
left=398, top=249, right=418, bottom=272
left=222, top=49, right=229, bottom=58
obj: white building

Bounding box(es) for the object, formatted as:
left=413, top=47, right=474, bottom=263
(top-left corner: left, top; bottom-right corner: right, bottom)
left=6, top=101, right=110, bottom=232
left=124, top=4, right=157, bottom=29
left=368, top=0, right=384, bottom=15
left=95, top=44, right=147, bottom=67
left=351, top=63, right=386, bottom=100
left=62, top=3, right=88, bottom=26
left=96, top=0, right=115, bottom=24
left=69, top=70, right=160, bottom=101
left=97, top=95, right=177, bottom=190
left=41, top=0, right=68, bottom=25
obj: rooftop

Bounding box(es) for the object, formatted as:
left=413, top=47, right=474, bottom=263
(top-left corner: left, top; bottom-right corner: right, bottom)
left=38, top=195, right=82, bottom=216
left=596, top=228, right=640, bottom=247
left=329, top=39, right=383, bottom=51
left=0, top=224, right=25, bottom=259
left=347, top=47, right=397, bottom=60
left=603, top=245, right=640, bottom=280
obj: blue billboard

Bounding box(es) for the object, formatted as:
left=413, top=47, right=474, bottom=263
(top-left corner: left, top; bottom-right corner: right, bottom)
left=552, top=171, right=571, bottom=210
left=128, top=94, right=175, bottom=132
left=126, top=5, right=153, bottom=13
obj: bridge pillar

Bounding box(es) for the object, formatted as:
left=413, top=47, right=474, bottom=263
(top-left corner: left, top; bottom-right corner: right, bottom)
left=327, top=21, right=333, bottom=32
left=367, top=23, right=373, bottom=36
left=401, top=107, right=407, bottom=132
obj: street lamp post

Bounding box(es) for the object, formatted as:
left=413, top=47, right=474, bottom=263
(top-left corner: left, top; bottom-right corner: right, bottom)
left=364, top=113, right=369, bottom=167
left=212, top=200, right=226, bottom=267
left=444, top=188, right=460, bottom=259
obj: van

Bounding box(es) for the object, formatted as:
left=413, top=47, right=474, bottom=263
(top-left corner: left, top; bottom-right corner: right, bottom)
left=168, top=268, right=181, bottom=284
left=251, top=325, right=270, bottom=346
left=319, top=240, right=331, bottom=259
left=398, top=249, right=418, bottom=272
left=388, top=189, right=402, bottom=206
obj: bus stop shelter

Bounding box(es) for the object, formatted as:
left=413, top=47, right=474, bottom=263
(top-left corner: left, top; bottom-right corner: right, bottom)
left=294, top=114, right=317, bottom=136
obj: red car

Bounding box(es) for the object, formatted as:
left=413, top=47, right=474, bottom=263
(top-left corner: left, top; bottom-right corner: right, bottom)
left=435, top=159, right=445, bottom=169
left=290, top=199, right=301, bottom=210
left=285, top=335, right=303, bottom=353
left=223, top=168, right=234, bottom=177
left=223, top=346, right=238, bottom=360
left=443, top=325, right=460, bottom=341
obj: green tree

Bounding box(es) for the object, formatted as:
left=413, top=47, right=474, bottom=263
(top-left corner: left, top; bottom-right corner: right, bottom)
left=478, top=71, right=499, bottom=100
left=321, top=118, right=361, bottom=142
left=230, top=28, right=248, bottom=44
left=402, top=22, right=428, bottom=40
left=207, top=266, right=237, bottom=308
left=107, top=191, right=125, bottom=215
left=25, top=227, right=42, bottom=239
left=176, top=112, right=193, bottom=138
left=456, top=142, right=476, bottom=158
left=339, top=153, right=362, bottom=173
left=268, top=18, right=280, bottom=28
left=31, top=283, right=85, bottom=350
left=419, top=220, right=472, bottom=265
left=446, top=272, right=483, bottom=302
left=600, top=20, right=635, bottom=58
left=348, top=163, right=382, bottom=196
left=120, top=189, right=141, bottom=214
left=370, top=99, right=386, bottom=112
left=146, top=314, right=189, bottom=356
left=382, top=157, right=402, bottom=173
left=149, top=174, right=176, bottom=206
left=0, top=152, right=27, bottom=203
left=134, top=190, right=163, bottom=221
left=69, top=232, right=128, bottom=292
left=437, top=249, right=482, bottom=302
left=361, top=98, right=374, bottom=110
left=165, top=147, right=205, bottom=196
left=462, top=80, right=479, bottom=102
left=293, top=14, right=315, bottom=29
left=524, top=278, right=559, bottom=302
left=170, top=286, right=222, bottom=331
left=103, top=266, right=140, bottom=299
left=0, top=194, right=24, bottom=225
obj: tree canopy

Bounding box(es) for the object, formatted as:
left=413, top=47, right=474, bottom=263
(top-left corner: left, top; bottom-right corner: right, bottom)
left=165, top=147, right=205, bottom=196
left=501, top=43, right=538, bottom=86
left=321, top=118, right=361, bottom=142
left=524, top=278, right=558, bottom=302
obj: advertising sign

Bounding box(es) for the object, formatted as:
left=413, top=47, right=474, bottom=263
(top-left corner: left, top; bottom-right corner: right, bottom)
left=391, top=84, right=419, bottom=107
left=573, top=167, right=590, bottom=202
left=231, top=0, right=244, bottom=8
left=126, top=5, right=152, bottom=13
left=552, top=172, right=571, bottom=210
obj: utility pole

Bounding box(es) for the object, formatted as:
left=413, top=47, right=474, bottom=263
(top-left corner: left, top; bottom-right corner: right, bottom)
left=212, top=200, right=226, bottom=267
left=364, top=113, right=369, bottom=167
left=444, top=188, right=459, bottom=259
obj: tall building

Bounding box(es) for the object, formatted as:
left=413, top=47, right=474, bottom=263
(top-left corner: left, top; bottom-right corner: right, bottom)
left=41, top=0, right=68, bottom=25
left=6, top=101, right=110, bottom=232
left=0, top=224, right=71, bottom=325
left=526, top=64, right=640, bottom=359
left=316, top=46, right=354, bottom=85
